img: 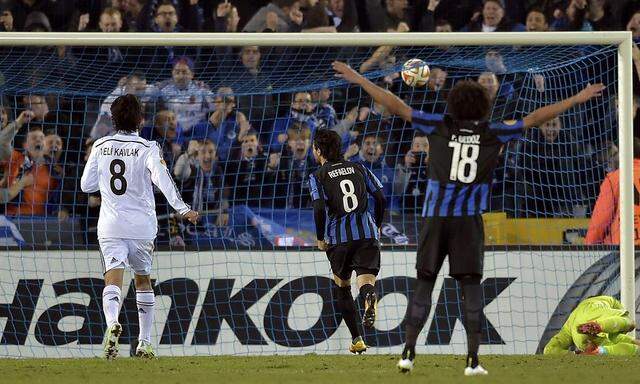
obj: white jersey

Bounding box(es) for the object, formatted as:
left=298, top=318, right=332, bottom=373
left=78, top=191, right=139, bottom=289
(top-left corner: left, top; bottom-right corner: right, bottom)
left=80, top=132, right=190, bottom=240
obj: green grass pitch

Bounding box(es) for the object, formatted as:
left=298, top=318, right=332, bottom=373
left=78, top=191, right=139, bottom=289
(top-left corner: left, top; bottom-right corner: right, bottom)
left=2, top=355, right=638, bottom=384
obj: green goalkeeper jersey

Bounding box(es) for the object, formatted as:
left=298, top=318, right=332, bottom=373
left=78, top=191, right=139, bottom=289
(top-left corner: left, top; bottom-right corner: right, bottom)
left=543, top=296, right=637, bottom=356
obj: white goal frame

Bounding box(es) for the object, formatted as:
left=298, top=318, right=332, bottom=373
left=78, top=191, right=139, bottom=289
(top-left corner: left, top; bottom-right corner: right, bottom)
left=1, top=31, right=635, bottom=328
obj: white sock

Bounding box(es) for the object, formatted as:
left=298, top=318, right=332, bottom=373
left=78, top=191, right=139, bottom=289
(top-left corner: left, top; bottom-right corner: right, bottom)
left=102, top=285, right=122, bottom=328
left=136, top=290, right=155, bottom=344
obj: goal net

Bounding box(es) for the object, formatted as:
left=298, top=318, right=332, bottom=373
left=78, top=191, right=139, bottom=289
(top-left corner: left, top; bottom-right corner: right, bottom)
left=0, top=32, right=634, bottom=357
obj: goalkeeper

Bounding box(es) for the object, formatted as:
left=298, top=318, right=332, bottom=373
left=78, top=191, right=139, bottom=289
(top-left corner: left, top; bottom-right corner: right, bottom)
left=544, top=295, right=638, bottom=356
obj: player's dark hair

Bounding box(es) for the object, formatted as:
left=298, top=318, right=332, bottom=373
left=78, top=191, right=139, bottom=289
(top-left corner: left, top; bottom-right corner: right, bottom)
left=447, top=80, right=491, bottom=121
left=313, top=129, right=342, bottom=162
left=111, top=94, right=142, bottom=133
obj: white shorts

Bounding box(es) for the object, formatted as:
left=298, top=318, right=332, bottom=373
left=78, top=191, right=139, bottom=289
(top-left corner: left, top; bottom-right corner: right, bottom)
left=99, top=238, right=155, bottom=275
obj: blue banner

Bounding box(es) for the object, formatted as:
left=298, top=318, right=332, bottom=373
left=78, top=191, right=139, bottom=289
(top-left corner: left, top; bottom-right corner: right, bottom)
left=163, top=206, right=411, bottom=248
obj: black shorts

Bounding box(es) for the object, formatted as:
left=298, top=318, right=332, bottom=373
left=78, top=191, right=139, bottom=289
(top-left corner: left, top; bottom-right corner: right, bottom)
left=416, top=215, right=484, bottom=278
left=326, top=239, right=381, bottom=280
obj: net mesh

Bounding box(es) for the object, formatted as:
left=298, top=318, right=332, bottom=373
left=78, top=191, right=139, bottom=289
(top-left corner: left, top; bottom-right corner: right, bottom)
left=0, top=41, right=623, bottom=357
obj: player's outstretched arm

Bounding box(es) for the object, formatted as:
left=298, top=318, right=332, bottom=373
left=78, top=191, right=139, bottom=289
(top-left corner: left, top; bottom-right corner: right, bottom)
left=146, top=144, right=199, bottom=223
left=596, top=315, right=636, bottom=335
left=332, top=61, right=413, bottom=122
left=522, top=83, right=605, bottom=129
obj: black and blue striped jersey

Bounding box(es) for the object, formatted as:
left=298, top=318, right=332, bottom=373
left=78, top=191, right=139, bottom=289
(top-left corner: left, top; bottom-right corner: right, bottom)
left=411, top=109, right=525, bottom=217
left=309, top=161, right=385, bottom=245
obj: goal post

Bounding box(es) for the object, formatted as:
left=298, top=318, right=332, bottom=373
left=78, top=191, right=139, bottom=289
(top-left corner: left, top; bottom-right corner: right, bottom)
left=616, top=35, right=635, bottom=332
left=0, top=31, right=635, bottom=356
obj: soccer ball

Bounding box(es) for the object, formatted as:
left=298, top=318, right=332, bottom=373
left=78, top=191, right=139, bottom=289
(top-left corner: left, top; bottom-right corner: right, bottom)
left=401, top=59, right=430, bottom=87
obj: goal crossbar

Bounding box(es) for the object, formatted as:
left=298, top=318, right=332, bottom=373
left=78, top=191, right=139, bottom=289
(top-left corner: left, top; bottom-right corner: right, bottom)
left=0, top=31, right=632, bottom=46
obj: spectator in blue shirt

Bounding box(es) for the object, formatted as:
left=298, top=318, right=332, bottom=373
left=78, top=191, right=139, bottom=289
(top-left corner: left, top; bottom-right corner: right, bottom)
left=267, top=122, right=316, bottom=209
left=310, top=87, right=360, bottom=146
left=189, top=87, right=250, bottom=163
left=311, top=88, right=337, bottom=130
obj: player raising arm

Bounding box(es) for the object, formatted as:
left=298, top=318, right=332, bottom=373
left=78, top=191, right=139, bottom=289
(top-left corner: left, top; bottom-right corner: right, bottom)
left=544, top=295, right=638, bottom=356
left=80, top=94, right=198, bottom=360
left=309, top=129, right=386, bottom=354
left=332, top=61, right=604, bottom=131
left=332, top=61, right=604, bottom=376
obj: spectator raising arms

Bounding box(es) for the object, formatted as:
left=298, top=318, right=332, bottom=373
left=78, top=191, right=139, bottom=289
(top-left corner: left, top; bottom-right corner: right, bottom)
left=207, top=1, right=240, bottom=32
left=3, top=129, right=58, bottom=216
left=174, top=140, right=228, bottom=227
left=0, top=109, right=35, bottom=162
left=268, top=122, right=316, bottom=209
left=190, top=87, right=250, bottom=163
left=243, top=0, right=304, bottom=32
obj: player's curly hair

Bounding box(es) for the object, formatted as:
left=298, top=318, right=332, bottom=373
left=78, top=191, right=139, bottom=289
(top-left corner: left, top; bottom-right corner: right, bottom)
left=313, top=129, right=342, bottom=162
left=447, top=80, right=491, bottom=121
left=111, top=94, right=143, bottom=133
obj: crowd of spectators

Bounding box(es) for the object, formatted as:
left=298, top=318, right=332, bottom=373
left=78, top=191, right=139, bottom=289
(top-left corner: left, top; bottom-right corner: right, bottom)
left=2, top=0, right=640, bottom=34
left=0, top=0, right=639, bottom=245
